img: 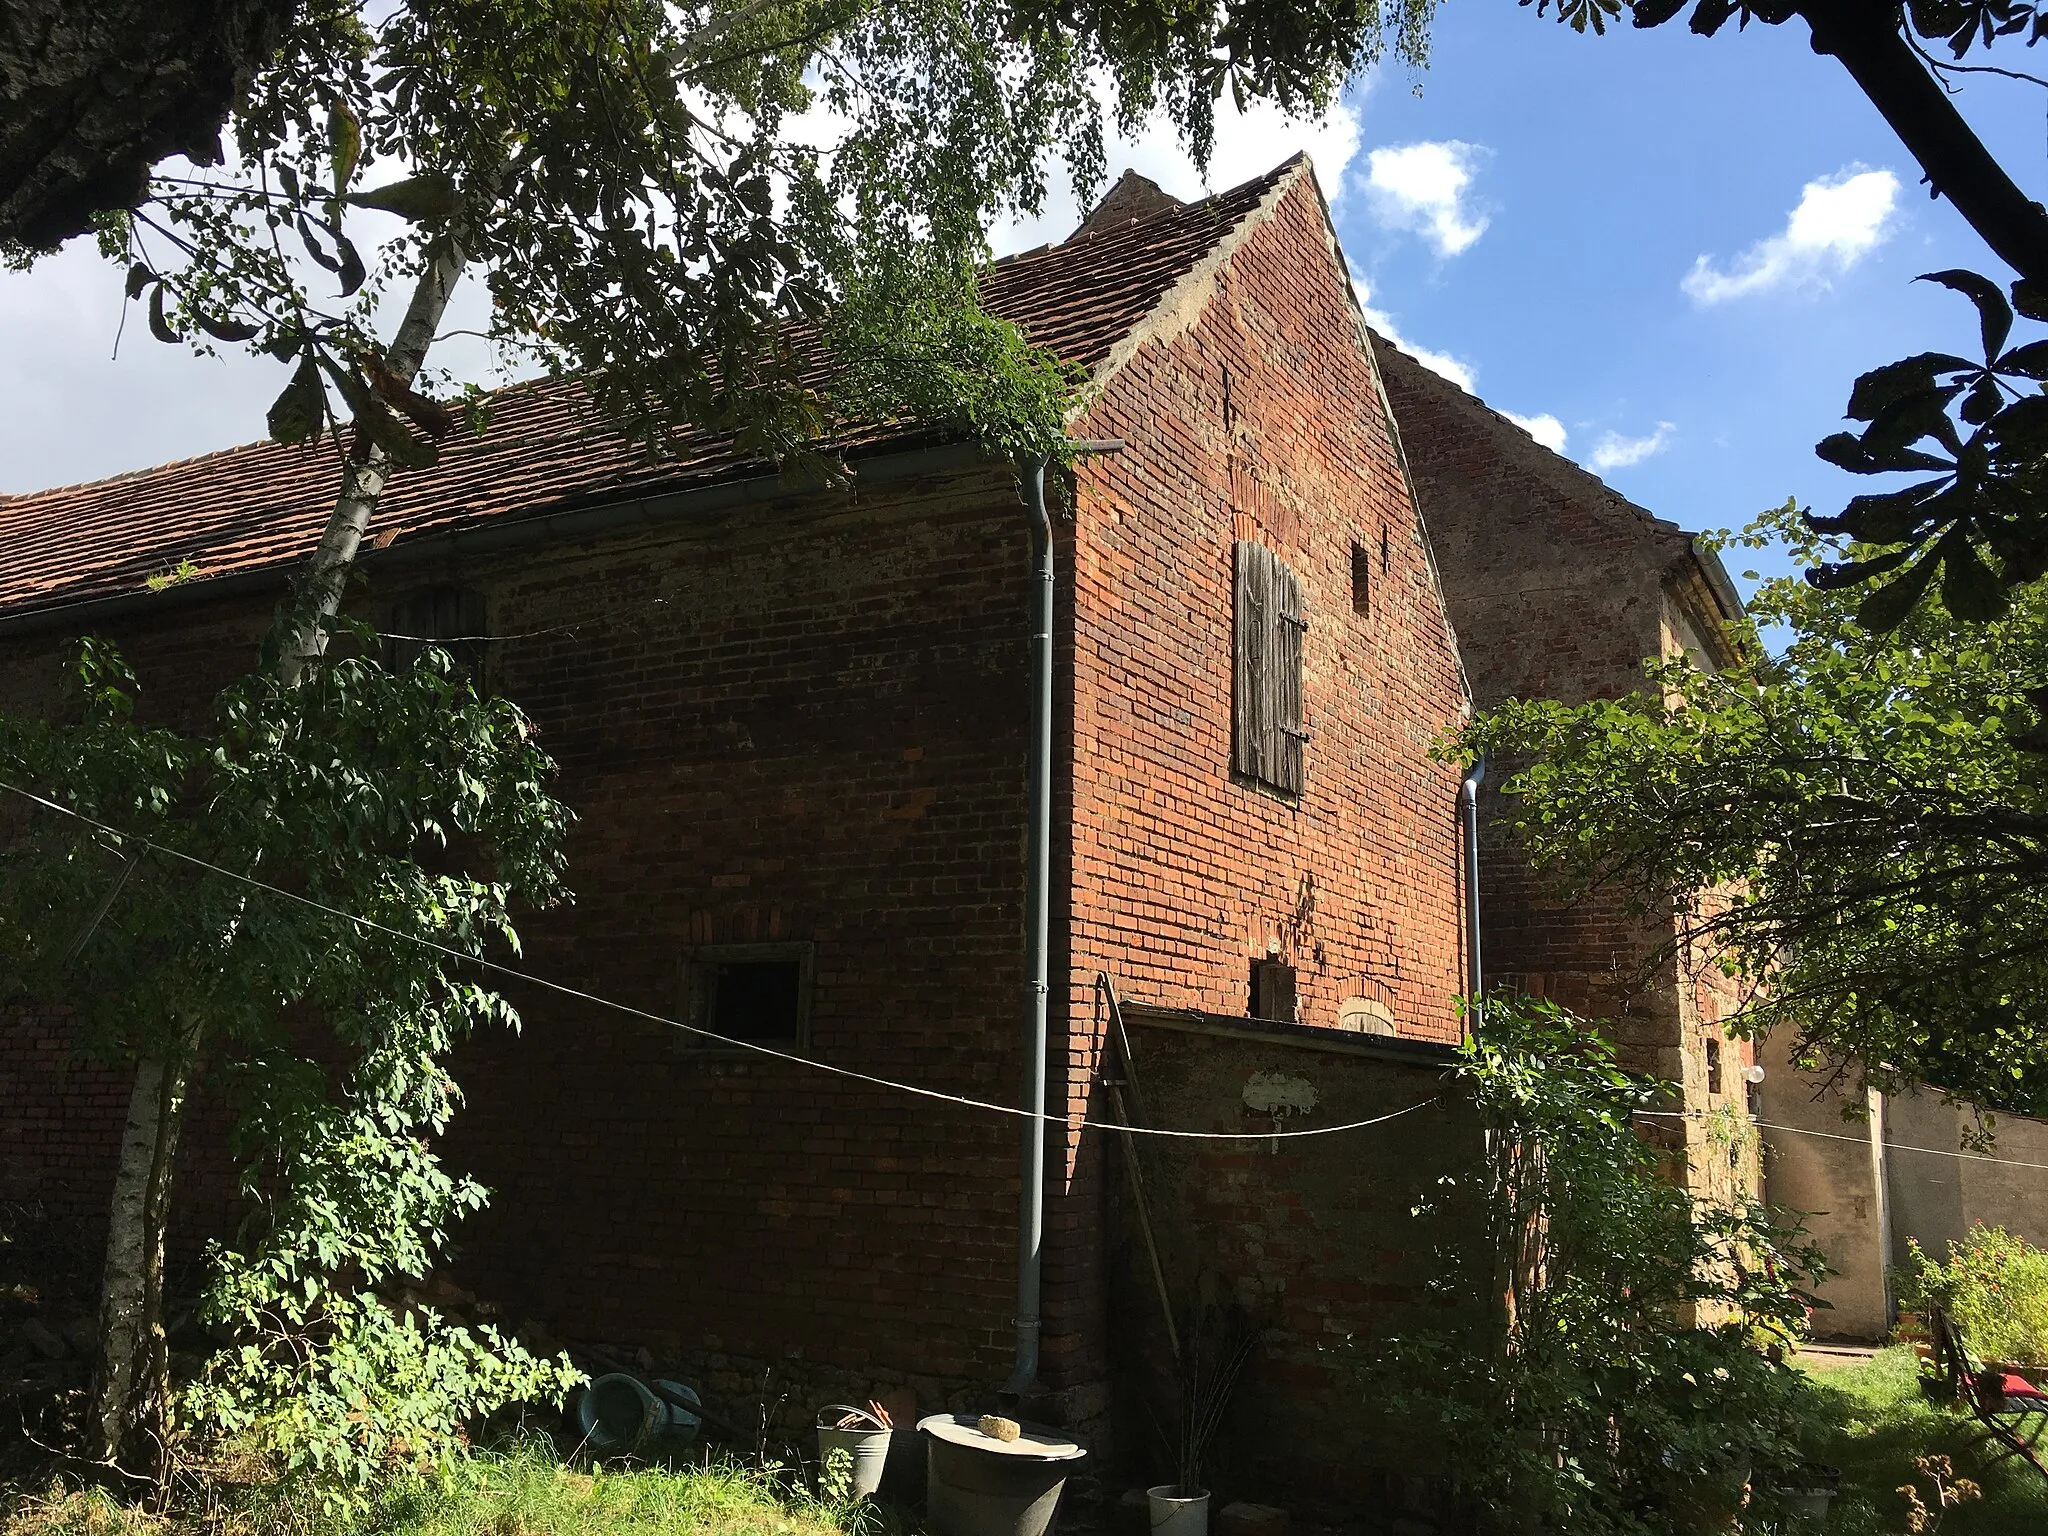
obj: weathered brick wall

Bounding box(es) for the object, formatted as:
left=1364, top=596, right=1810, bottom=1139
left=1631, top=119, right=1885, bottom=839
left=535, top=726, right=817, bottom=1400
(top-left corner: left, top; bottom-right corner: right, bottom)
left=0, top=463, right=1044, bottom=1421
left=1372, top=338, right=1764, bottom=1202
left=1045, top=177, right=1472, bottom=1436
left=1108, top=1016, right=1484, bottom=1524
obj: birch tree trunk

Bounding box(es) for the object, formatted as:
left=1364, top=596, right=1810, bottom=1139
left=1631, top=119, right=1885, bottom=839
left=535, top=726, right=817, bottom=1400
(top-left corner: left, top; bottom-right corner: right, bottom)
left=88, top=209, right=479, bottom=1471
left=88, top=1033, right=194, bottom=1465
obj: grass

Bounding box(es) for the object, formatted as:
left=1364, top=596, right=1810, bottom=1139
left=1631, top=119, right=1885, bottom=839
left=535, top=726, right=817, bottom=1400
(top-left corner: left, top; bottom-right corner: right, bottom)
left=1795, top=1346, right=2048, bottom=1534
left=1, top=1447, right=862, bottom=1536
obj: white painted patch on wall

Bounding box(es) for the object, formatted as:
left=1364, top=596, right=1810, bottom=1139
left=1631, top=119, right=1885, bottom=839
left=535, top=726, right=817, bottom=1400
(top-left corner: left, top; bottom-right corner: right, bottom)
left=1242, top=1071, right=1320, bottom=1116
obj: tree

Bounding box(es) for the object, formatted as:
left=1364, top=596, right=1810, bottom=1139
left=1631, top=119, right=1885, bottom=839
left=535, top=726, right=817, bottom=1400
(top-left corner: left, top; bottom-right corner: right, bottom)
left=0, top=0, right=299, bottom=248
left=1530, top=0, right=2048, bottom=626
left=0, top=637, right=579, bottom=1480
left=1451, top=500, right=2048, bottom=1112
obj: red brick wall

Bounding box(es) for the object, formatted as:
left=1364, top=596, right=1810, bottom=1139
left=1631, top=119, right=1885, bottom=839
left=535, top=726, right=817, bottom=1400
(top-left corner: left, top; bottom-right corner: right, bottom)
left=1044, top=177, right=1471, bottom=1415
left=0, top=466, right=1045, bottom=1418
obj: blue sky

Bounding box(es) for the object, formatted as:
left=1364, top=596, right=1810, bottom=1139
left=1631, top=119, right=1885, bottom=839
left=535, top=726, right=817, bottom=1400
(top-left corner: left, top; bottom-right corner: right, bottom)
left=3, top=6, right=2040, bottom=600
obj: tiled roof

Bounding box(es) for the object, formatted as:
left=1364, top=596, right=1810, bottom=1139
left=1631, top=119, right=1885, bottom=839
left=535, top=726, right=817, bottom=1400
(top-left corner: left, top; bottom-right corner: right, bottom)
left=0, top=161, right=1295, bottom=624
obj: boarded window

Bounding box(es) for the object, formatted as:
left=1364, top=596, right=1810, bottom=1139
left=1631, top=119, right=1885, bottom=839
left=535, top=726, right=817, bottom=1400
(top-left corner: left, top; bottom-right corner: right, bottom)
left=385, top=584, right=487, bottom=678
left=1233, top=540, right=1307, bottom=795
left=1250, top=959, right=1297, bottom=1023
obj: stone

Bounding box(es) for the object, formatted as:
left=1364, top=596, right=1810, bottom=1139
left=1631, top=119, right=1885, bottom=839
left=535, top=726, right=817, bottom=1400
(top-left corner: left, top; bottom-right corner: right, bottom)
left=61, top=1315, right=97, bottom=1356
left=1216, top=1502, right=1290, bottom=1536
left=20, top=1319, right=66, bottom=1359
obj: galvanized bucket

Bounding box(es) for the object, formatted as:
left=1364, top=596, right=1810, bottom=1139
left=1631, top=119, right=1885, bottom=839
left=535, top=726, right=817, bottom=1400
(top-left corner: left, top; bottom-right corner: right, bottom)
left=816, top=1404, right=892, bottom=1499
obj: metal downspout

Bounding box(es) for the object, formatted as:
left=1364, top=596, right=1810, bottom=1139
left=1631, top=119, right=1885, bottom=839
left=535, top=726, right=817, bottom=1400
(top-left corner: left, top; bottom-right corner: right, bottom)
left=1003, top=440, right=1121, bottom=1404
left=1004, top=453, right=1055, bottom=1402
left=1459, top=756, right=1486, bottom=1034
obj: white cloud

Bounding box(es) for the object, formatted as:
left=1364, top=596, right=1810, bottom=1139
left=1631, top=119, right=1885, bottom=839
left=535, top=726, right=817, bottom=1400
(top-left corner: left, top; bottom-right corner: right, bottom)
left=1363, top=141, right=1489, bottom=258
left=1588, top=422, right=1675, bottom=471
left=1346, top=266, right=1478, bottom=393
left=990, top=95, right=1363, bottom=256
left=1502, top=411, right=1567, bottom=454
left=1682, top=167, right=1900, bottom=305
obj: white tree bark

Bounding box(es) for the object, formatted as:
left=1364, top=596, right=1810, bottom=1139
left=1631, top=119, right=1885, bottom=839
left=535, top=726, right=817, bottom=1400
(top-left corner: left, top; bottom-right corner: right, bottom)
left=275, top=222, right=477, bottom=686
left=89, top=1040, right=191, bottom=1465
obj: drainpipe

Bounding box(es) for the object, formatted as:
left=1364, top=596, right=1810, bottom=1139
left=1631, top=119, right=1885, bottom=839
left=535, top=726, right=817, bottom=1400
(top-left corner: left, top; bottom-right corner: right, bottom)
left=1458, top=756, right=1486, bottom=1035
left=1004, top=441, right=1121, bottom=1403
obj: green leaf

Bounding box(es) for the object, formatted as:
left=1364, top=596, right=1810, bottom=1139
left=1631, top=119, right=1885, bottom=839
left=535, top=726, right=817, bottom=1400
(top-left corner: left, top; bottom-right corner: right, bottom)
left=2013, top=278, right=2048, bottom=323
left=198, top=313, right=262, bottom=343
left=1856, top=548, right=1942, bottom=632
left=346, top=174, right=461, bottom=225
left=1803, top=546, right=1916, bottom=590
left=337, top=236, right=367, bottom=298
left=1845, top=353, right=1974, bottom=420
left=267, top=352, right=326, bottom=446
left=330, top=103, right=361, bottom=200
left=147, top=284, right=180, bottom=344
left=1998, top=339, right=2048, bottom=380
left=124, top=263, right=155, bottom=301
left=1941, top=534, right=2010, bottom=622
left=1921, top=268, right=2014, bottom=361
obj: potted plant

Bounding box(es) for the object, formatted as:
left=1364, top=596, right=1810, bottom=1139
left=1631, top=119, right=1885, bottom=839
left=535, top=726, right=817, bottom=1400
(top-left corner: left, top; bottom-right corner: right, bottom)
left=1148, top=1305, right=1255, bottom=1536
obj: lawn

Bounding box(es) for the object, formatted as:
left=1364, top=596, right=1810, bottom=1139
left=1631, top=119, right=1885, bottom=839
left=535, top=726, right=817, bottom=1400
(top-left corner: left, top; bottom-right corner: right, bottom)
left=1, top=1448, right=860, bottom=1536
left=1796, top=1347, right=2048, bottom=1534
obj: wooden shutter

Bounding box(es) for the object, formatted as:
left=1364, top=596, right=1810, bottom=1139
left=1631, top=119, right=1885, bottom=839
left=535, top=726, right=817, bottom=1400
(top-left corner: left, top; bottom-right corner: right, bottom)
left=386, top=584, right=488, bottom=677
left=1233, top=541, right=1307, bottom=795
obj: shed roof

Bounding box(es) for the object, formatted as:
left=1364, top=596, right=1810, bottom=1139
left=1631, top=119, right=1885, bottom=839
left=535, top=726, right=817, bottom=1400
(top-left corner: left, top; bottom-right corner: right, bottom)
left=0, top=161, right=1296, bottom=624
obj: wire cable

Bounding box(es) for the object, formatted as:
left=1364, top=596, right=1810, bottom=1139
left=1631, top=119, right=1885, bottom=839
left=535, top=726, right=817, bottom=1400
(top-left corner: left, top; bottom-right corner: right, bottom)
left=1638, top=1109, right=2048, bottom=1175
left=0, top=778, right=1443, bottom=1143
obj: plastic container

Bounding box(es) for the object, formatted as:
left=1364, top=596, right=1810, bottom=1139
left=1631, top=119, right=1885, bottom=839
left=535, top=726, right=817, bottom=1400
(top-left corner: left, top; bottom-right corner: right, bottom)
left=577, top=1374, right=702, bottom=1452
left=919, top=1414, right=1086, bottom=1536
left=1147, top=1487, right=1210, bottom=1536
left=817, top=1404, right=893, bottom=1499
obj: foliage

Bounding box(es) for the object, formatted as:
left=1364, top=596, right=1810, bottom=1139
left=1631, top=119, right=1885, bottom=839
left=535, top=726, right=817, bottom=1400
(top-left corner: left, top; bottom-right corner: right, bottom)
left=1898, top=1225, right=2048, bottom=1367
left=0, top=638, right=578, bottom=1499
left=21, top=0, right=1442, bottom=474
left=1794, top=1348, right=2048, bottom=1535
left=1450, top=498, right=2048, bottom=1110
left=1363, top=994, right=1827, bottom=1534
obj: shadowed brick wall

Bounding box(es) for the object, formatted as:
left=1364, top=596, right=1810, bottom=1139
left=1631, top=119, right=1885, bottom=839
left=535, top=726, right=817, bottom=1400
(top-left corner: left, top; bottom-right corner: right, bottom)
left=1042, top=175, right=1472, bottom=1436
left=1373, top=338, right=1760, bottom=1203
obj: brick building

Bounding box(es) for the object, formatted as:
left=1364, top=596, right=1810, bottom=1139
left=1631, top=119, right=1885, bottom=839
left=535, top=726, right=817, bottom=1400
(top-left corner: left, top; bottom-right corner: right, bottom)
left=0, top=158, right=1480, bottom=1498
left=1372, top=339, right=1763, bottom=1204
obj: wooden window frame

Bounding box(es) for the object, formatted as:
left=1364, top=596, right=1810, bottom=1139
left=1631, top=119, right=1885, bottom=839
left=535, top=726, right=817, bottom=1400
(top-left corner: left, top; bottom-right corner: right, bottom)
left=676, top=941, right=816, bottom=1054
left=1232, top=540, right=1308, bottom=796
left=384, top=583, right=489, bottom=682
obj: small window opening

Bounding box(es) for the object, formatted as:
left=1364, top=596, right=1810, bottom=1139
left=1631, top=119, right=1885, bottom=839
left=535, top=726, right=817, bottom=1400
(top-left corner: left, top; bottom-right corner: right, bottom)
left=1705, top=1038, right=1723, bottom=1096
left=385, top=583, right=487, bottom=678
left=682, top=942, right=813, bottom=1050
left=1379, top=526, right=1390, bottom=569
left=1350, top=542, right=1373, bottom=618
left=710, top=960, right=800, bottom=1041
left=1250, top=959, right=1297, bottom=1024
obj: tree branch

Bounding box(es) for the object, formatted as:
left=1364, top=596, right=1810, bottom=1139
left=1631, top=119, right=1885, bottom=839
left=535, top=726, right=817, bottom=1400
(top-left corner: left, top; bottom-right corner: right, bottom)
left=1800, top=0, right=2048, bottom=284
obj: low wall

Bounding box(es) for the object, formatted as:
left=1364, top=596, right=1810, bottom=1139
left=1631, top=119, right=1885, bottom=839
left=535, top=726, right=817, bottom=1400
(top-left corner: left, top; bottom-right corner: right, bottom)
left=1757, top=1034, right=1891, bottom=1341
left=1107, top=1007, right=1485, bottom=1529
